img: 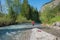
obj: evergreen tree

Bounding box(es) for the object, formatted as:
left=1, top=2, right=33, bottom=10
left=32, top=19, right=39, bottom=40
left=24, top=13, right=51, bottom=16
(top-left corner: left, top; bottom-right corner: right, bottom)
left=21, top=0, right=40, bottom=22
left=31, top=8, right=40, bottom=22
left=21, top=0, right=30, bottom=19
left=6, top=0, right=18, bottom=24
left=13, top=0, right=21, bottom=13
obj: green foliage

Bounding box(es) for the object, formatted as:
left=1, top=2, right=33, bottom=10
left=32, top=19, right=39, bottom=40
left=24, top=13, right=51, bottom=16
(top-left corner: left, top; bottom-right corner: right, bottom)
left=0, top=15, right=12, bottom=26
left=30, top=8, right=40, bottom=22
left=21, top=0, right=30, bottom=19
left=21, top=0, right=40, bottom=22
left=8, top=7, right=17, bottom=24
left=40, top=3, right=60, bottom=24
left=0, top=0, right=40, bottom=26
left=50, top=16, right=60, bottom=24
left=0, top=12, right=5, bottom=17
left=16, top=14, right=31, bottom=23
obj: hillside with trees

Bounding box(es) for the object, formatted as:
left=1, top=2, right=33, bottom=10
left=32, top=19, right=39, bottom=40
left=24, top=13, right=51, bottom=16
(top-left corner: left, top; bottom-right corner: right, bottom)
left=0, top=0, right=40, bottom=27
left=40, top=0, right=60, bottom=24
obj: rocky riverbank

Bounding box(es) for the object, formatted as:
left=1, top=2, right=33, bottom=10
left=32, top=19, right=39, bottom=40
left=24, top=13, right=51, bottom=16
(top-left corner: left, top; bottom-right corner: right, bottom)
left=0, top=26, right=60, bottom=40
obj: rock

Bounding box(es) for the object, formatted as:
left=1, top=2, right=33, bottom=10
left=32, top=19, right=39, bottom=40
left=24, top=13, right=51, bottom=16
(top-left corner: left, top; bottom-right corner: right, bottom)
left=52, top=22, right=60, bottom=27
left=41, top=0, right=60, bottom=12
left=30, top=28, right=57, bottom=40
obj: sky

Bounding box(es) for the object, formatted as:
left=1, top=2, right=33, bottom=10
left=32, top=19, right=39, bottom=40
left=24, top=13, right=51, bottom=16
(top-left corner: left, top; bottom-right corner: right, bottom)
left=1, top=0, right=51, bottom=12
left=28, top=0, right=51, bottom=11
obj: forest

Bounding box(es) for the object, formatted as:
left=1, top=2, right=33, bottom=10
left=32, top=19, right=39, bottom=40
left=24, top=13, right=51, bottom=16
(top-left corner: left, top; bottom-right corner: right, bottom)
left=0, top=0, right=60, bottom=27
left=40, top=2, right=60, bottom=24
left=0, top=0, right=40, bottom=26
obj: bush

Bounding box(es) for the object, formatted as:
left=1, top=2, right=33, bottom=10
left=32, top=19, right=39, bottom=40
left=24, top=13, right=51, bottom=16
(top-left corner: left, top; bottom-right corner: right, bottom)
left=16, top=14, right=31, bottom=23
left=0, top=15, right=13, bottom=26
left=50, top=16, right=60, bottom=24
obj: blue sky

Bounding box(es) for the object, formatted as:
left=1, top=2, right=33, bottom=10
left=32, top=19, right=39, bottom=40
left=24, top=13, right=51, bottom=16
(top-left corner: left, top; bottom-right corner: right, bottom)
left=1, top=0, right=51, bottom=12
left=28, top=0, right=51, bottom=11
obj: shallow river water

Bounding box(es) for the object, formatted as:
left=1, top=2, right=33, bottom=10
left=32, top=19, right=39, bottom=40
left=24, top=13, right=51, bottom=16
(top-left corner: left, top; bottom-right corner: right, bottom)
left=0, top=24, right=40, bottom=40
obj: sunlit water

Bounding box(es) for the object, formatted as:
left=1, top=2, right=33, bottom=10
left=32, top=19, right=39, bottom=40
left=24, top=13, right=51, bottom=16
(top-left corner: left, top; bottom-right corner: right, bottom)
left=0, top=24, right=40, bottom=40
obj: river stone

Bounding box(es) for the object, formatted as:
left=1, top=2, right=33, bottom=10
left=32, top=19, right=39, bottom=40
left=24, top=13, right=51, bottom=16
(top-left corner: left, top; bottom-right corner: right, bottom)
left=30, top=28, right=57, bottom=40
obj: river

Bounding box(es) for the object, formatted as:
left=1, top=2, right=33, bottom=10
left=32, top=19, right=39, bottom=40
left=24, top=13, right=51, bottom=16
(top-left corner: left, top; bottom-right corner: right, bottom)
left=0, top=23, right=40, bottom=40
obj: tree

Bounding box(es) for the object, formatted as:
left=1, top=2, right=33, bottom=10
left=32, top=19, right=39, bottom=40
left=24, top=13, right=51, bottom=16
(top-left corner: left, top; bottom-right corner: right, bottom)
left=6, top=0, right=18, bottom=24
left=40, top=2, right=60, bottom=24
left=30, top=7, right=40, bottom=22
left=21, top=0, right=40, bottom=22
left=40, top=6, right=55, bottom=23
left=13, top=0, right=21, bottom=13
left=0, top=0, right=2, bottom=12
left=21, top=0, right=30, bottom=19
left=8, top=7, right=17, bottom=24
